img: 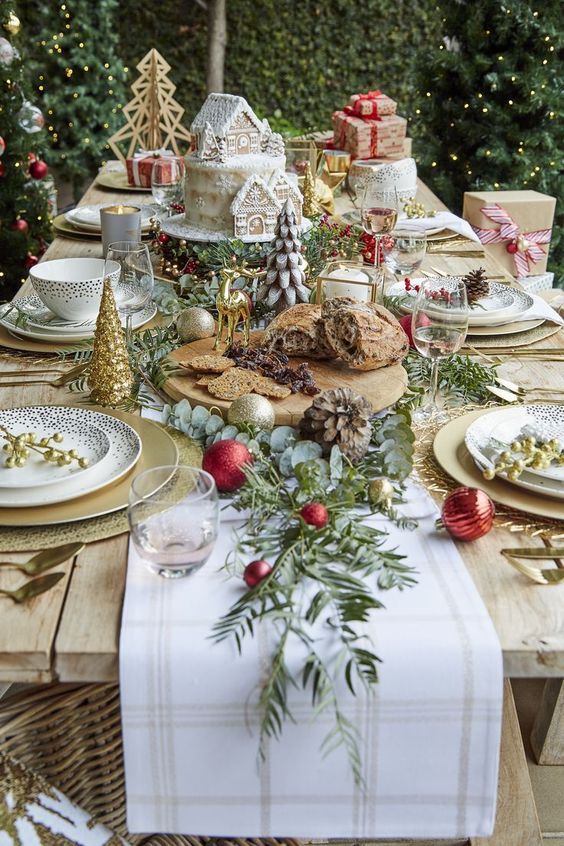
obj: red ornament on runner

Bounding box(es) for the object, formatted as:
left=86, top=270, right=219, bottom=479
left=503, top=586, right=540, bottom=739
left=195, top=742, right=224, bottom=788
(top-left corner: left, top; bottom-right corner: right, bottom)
left=243, top=559, right=272, bottom=588
left=300, top=502, right=329, bottom=529
left=436, top=487, right=495, bottom=541
left=202, top=439, right=254, bottom=492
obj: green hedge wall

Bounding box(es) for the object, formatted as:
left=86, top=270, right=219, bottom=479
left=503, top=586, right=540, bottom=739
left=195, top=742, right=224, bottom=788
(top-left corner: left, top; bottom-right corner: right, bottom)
left=117, top=0, right=441, bottom=133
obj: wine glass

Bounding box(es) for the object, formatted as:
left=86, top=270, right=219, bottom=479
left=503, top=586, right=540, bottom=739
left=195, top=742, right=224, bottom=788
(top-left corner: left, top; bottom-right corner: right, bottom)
left=383, top=230, right=427, bottom=277
left=360, top=183, right=401, bottom=300
left=411, top=278, right=469, bottom=422
left=105, top=241, right=154, bottom=346
left=128, top=466, right=219, bottom=579
left=151, top=157, right=185, bottom=217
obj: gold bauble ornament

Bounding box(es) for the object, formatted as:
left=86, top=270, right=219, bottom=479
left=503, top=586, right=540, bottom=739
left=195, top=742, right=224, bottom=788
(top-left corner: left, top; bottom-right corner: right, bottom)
left=517, top=235, right=530, bottom=252
left=227, top=394, right=275, bottom=430
left=88, top=279, right=134, bottom=406
left=3, top=11, right=20, bottom=35
left=368, top=478, right=394, bottom=510
left=179, top=239, right=187, bottom=248
left=176, top=307, right=216, bottom=343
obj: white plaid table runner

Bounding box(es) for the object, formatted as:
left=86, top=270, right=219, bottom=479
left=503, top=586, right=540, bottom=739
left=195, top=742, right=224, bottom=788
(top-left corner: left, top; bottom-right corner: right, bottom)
left=120, top=413, right=502, bottom=839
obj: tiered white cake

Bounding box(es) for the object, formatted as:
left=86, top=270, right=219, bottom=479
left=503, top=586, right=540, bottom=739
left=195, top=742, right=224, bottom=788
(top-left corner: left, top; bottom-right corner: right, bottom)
left=181, top=93, right=304, bottom=242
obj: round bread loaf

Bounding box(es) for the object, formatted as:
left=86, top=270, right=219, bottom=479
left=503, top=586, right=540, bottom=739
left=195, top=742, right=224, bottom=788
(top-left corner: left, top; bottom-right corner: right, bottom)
left=263, top=303, right=333, bottom=359
left=321, top=297, right=409, bottom=370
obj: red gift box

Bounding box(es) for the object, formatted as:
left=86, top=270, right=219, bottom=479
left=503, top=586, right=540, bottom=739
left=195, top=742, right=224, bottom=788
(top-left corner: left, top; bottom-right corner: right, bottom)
left=125, top=150, right=183, bottom=188
left=347, top=90, right=397, bottom=118
left=332, top=111, right=407, bottom=159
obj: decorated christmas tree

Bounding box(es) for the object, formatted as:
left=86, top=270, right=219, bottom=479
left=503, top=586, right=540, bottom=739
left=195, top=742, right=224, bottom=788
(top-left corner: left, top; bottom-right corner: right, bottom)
left=19, top=0, right=127, bottom=193
left=0, top=3, right=52, bottom=299
left=414, top=1, right=563, bottom=277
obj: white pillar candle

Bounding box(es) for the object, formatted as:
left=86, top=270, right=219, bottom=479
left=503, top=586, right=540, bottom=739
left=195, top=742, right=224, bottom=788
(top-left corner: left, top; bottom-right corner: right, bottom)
left=100, top=204, right=142, bottom=257
left=324, top=267, right=371, bottom=301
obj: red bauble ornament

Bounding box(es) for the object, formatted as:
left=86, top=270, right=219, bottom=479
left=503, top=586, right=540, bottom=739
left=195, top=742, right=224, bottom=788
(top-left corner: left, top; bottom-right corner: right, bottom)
left=399, top=313, right=431, bottom=348
left=24, top=255, right=39, bottom=269
left=243, top=559, right=272, bottom=588
left=11, top=219, right=29, bottom=233
left=29, top=159, right=48, bottom=180
left=437, top=487, right=495, bottom=542
left=506, top=242, right=518, bottom=255
left=158, top=233, right=170, bottom=245
left=0, top=136, right=5, bottom=157
left=0, top=161, right=4, bottom=177
left=300, top=502, right=329, bottom=529
left=202, top=439, right=254, bottom=492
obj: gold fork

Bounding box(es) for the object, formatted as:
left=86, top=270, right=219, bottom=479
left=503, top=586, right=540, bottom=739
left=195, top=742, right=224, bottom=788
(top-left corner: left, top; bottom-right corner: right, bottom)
left=0, top=361, right=88, bottom=388
left=501, top=548, right=564, bottom=585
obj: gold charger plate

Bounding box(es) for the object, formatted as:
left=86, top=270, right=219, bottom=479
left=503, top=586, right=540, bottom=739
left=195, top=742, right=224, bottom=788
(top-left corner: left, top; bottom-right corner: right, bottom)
left=0, top=408, right=178, bottom=527
left=95, top=170, right=152, bottom=192
left=0, top=322, right=86, bottom=354
left=463, top=322, right=561, bottom=351
left=468, top=318, right=545, bottom=337
left=53, top=213, right=100, bottom=241
left=433, top=406, right=564, bottom=520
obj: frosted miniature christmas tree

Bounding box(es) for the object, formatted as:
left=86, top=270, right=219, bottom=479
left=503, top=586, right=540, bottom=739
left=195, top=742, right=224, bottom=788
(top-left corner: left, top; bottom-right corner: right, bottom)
left=258, top=199, right=310, bottom=313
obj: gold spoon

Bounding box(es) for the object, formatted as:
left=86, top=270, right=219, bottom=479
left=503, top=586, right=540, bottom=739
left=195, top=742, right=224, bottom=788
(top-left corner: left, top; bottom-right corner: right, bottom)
left=0, top=542, right=84, bottom=576
left=0, top=572, right=65, bottom=603
left=0, top=361, right=88, bottom=388
left=501, top=550, right=564, bottom=585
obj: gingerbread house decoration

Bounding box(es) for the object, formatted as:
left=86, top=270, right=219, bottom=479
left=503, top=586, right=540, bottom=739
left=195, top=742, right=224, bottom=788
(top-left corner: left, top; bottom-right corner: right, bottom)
left=231, top=174, right=281, bottom=237
left=269, top=172, right=303, bottom=224
left=192, top=93, right=267, bottom=159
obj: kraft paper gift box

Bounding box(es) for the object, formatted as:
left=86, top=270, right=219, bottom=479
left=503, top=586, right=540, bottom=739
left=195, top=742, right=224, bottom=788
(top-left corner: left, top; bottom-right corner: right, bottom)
left=332, top=111, right=408, bottom=159
left=348, top=90, right=397, bottom=118
left=125, top=150, right=182, bottom=188
left=463, top=190, right=556, bottom=277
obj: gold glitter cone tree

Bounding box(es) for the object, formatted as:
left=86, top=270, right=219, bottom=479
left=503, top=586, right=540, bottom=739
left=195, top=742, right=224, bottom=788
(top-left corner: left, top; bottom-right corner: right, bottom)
left=89, top=280, right=133, bottom=406
left=302, top=163, right=319, bottom=218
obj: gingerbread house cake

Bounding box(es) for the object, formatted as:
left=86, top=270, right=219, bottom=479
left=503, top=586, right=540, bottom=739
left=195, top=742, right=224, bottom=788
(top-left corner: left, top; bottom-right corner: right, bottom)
left=183, top=93, right=304, bottom=241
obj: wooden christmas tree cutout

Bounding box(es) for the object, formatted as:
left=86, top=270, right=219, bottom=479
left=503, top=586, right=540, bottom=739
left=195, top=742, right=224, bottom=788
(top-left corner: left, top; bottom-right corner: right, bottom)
left=108, top=49, right=192, bottom=163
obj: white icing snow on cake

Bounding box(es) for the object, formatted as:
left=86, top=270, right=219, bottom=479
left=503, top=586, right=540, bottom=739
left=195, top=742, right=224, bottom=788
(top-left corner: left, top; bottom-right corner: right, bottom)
left=184, top=93, right=303, bottom=240
left=348, top=157, right=417, bottom=204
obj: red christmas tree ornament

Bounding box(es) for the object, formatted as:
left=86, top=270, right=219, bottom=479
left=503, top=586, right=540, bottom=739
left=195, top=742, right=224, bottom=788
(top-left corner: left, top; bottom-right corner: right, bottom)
left=436, top=487, right=495, bottom=542
left=0, top=136, right=5, bottom=157
left=0, top=161, right=4, bottom=178
left=24, top=255, right=39, bottom=269
left=506, top=241, right=518, bottom=255
left=300, top=502, right=329, bottom=529
left=202, top=439, right=254, bottom=492
left=10, top=219, right=29, bottom=233
left=29, top=159, right=48, bottom=180
left=243, top=559, right=272, bottom=588
left=157, top=233, right=170, bottom=245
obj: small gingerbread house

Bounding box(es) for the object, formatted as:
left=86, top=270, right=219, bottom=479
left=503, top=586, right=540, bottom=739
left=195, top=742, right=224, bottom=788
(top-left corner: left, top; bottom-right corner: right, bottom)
left=192, top=93, right=265, bottom=158
left=269, top=172, right=303, bottom=224
left=230, top=174, right=280, bottom=237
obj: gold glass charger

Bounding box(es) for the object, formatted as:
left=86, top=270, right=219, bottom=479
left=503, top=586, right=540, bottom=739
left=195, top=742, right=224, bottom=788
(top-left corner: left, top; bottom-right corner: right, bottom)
left=95, top=169, right=152, bottom=192
left=432, top=406, right=564, bottom=521
left=0, top=409, right=178, bottom=527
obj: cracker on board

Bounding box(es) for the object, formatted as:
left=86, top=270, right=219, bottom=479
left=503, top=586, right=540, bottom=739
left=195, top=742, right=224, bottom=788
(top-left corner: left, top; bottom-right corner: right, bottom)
left=252, top=374, right=292, bottom=398
left=206, top=368, right=258, bottom=400
left=183, top=355, right=235, bottom=373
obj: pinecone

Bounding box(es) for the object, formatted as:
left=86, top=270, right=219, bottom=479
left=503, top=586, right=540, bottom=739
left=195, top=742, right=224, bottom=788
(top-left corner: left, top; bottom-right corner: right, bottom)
left=463, top=267, right=490, bottom=305
left=300, top=387, right=373, bottom=462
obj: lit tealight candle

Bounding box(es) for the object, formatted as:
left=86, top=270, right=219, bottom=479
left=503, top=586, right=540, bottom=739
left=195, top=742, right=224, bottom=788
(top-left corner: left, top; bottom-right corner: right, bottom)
left=100, top=204, right=142, bottom=257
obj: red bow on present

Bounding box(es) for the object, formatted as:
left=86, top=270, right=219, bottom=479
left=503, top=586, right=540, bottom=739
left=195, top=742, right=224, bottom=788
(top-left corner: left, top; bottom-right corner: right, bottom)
left=472, top=204, right=551, bottom=277
left=344, top=90, right=384, bottom=120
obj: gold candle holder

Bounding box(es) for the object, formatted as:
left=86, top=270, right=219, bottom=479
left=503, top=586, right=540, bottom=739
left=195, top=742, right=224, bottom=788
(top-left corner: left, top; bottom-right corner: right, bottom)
left=316, top=260, right=379, bottom=305
left=321, top=149, right=351, bottom=194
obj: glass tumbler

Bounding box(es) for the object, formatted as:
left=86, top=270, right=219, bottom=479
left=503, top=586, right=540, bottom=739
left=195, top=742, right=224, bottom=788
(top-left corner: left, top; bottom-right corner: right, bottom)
left=128, top=466, right=219, bottom=579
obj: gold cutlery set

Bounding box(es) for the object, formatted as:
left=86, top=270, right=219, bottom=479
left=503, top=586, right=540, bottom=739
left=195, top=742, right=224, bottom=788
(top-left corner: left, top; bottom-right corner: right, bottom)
left=0, top=542, right=84, bottom=603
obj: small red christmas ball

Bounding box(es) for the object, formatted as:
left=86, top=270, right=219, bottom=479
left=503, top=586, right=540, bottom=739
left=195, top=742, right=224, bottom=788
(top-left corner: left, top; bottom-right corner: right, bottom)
left=11, top=219, right=28, bottom=233
left=300, top=502, right=329, bottom=529
left=437, top=487, right=495, bottom=542
left=243, top=559, right=272, bottom=588
left=0, top=161, right=5, bottom=178
left=400, top=313, right=430, bottom=348
left=506, top=242, right=518, bottom=255
left=202, top=439, right=254, bottom=492
left=24, top=255, right=39, bottom=269
left=0, top=136, right=5, bottom=157
left=29, top=159, right=48, bottom=180
left=158, top=233, right=170, bottom=245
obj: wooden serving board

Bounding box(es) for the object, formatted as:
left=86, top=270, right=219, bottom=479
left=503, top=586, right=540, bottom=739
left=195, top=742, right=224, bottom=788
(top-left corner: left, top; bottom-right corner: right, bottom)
left=164, top=333, right=408, bottom=425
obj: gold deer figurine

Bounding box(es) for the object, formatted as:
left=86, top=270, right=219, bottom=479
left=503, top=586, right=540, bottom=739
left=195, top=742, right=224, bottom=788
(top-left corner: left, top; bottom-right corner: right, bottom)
left=214, top=260, right=265, bottom=350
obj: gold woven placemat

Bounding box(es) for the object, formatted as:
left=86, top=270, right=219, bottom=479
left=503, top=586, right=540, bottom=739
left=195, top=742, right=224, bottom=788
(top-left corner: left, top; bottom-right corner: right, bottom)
left=464, top=322, right=562, bottom=350
left=414, top=404, right=564, bottom=540
left=0, top=426, right=201, bottom=552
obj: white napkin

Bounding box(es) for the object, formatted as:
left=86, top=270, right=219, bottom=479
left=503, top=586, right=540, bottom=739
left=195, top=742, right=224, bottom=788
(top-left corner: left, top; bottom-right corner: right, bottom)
left=398, top=211, right=481, bottom=243
left=517, top=293, right=564, bottom=326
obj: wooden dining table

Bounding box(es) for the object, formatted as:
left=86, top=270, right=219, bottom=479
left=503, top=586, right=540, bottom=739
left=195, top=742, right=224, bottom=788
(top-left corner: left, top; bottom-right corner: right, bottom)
left=0, top=164, right=562, bottom=846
